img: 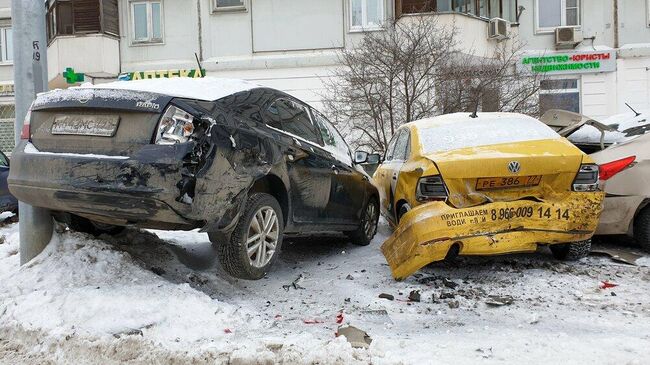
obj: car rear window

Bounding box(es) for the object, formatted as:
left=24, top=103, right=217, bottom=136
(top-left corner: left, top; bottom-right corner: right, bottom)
left=417, top=117, right=561, bottom=154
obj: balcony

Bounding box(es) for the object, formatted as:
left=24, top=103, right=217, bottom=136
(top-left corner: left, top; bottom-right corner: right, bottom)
left=46, top=0, right=120, bottom=88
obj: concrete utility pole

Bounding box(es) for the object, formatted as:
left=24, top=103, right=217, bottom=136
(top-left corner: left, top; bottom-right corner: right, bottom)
left=12, top=0, right=53, bottom=264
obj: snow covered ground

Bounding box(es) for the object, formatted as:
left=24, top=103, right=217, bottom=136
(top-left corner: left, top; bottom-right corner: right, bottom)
left=1, top=217, right=649, bottom=364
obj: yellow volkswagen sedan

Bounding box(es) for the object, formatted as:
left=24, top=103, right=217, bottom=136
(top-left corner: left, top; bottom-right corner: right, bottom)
left=374, top=113, right=605, bottom=280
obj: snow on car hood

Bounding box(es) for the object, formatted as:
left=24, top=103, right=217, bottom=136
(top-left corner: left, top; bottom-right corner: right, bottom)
left=568, top=111, right=649, bottom=145
left=78, top=77, right=260, bottom=101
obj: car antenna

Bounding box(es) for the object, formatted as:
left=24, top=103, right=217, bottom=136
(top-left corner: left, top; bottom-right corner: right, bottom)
left=194, top=52, right=204, bottom=77
left=625, top=102, right=641, bottom=117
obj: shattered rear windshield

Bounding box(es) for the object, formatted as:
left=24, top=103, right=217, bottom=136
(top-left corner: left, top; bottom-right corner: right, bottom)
left=417, top=117, right=560, bottom=154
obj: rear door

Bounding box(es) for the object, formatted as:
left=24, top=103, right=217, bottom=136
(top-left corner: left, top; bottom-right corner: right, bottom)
left=264, top=97, right=332, bottom=224
left=311, top=109, right=366, bottom=224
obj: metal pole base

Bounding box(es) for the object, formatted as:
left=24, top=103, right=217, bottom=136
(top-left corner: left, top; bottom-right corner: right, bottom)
left=18, top=202, right=53, bottom=265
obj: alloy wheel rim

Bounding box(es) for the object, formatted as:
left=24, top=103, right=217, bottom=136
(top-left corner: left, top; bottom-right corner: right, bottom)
left=363, top=202, right=377, bottom=239
left=246, top=206, right=279, bottom=268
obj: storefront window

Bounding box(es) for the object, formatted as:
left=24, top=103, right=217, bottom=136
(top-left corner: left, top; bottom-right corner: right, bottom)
left=539, top=79, right=580, bottom=115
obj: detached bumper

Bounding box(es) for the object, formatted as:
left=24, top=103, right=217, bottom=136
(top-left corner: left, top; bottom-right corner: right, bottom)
left=381, top=193, right=604, bottom=280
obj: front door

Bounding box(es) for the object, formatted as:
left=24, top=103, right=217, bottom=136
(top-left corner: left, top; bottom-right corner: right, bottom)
left=374, top=129, right=410, bottom=223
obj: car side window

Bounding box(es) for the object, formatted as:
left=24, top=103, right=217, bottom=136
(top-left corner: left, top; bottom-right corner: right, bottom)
left=384, top=131, right=400, bottom=161
left=266, top=98, right=322, bottom=145
left=0, top=152, right=8, bottom=167
left=311, top=109, right=352, bottom=166
left=393, top=129, right=411, bottom=161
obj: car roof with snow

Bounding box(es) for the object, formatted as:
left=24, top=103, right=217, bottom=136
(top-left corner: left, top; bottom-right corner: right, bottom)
left=408, top=113, right=562, bottom=154
left=405, top=112, right=544, bottom=129
left=81, top=77, right=261, bottom=101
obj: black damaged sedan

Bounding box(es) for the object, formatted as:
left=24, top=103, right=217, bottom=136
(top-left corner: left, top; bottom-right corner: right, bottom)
left=9, top=78, right=380, bottom=279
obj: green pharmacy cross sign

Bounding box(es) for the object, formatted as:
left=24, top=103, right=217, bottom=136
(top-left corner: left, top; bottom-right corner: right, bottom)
left=63, top=67, right=85, bottom=84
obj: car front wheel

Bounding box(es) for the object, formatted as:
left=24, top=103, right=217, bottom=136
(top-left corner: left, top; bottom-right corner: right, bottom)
left=213, top=193, right=283, bottom=280
left=550, top=239, right=591, bottom=261
left=346, top=197, right=379, bottom=246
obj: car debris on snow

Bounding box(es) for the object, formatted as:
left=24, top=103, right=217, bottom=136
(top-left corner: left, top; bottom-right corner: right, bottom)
left=282, top=274, right=306, bottom=291
left=336, top=325, right=372, bottom=349
left=485, top=295, right=515, bottom=307
left=591, top=247, right=645, bottom=265
left=378, top=293, right=395, bottom=301
left=408, top=290, right=421, bottom=302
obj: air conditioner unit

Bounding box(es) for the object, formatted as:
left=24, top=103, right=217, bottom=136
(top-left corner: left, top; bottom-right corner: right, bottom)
left=555, top=27, right=583, bottom=48
left=488, top=18, right=509, bottom=40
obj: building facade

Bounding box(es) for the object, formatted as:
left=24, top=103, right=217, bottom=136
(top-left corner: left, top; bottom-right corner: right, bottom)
left=42, top=0, right=650, bottom=123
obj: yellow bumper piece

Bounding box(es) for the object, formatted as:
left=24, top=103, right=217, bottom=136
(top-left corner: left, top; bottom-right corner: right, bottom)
left=381, top=192, right=604, bottom=280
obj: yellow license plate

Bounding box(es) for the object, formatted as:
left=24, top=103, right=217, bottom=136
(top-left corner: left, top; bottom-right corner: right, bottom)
left=476, top=175, right=542, bottom=191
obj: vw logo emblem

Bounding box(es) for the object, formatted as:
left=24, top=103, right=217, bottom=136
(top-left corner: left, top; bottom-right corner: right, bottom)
left=507, top=161, right=521, bottom=174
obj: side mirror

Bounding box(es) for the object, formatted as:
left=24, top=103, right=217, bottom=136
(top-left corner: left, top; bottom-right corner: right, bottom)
left=354, top=150, right=369, bottom=164
left=366, top=153, right=381, bottom=164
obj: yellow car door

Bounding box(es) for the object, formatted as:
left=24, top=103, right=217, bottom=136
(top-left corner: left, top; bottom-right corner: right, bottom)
left=374, top=129, right=410, bottom=224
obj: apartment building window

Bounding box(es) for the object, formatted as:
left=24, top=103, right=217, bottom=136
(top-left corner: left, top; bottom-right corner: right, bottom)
left=46, top=0, right=119, bottom=42
left=350, top=0, right=385, bottom=30
left=131, top=1, right=163, bottom=43
left=539, top=79, right=580, bottom=115
left=536, top=0, right=580, bottom=31
left=397, top=0, right=518, bottom=22
left=214, top=0, right=246, bottom=12
left=0, top=28, right=12, bottom=63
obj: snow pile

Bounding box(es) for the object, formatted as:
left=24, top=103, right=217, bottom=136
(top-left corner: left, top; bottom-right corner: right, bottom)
left=569, top=110, right=649, bottom=145
left=0, top=230, right=256, bottom=348
left=85, top=77, right=260, bottom=101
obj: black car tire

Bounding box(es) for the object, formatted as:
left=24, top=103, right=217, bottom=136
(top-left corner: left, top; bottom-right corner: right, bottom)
left=214, top=193, right=284, bottom=280
left=633, top=206, right=650, bottom=252
left=550, top=239, right=592, bottom=261
left=397, top=203, right=411, bottom=223
left=346, top=197, right=379, bottom=246
left=68, top=214, right=125, bottom=236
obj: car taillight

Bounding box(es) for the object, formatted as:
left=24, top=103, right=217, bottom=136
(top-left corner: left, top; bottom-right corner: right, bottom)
left=155, top=105, right=195, bottom=144
left=20, top=107, right=32, bottom=140
left=416, top=175, right=448, bottom=202
left=599, top=156, right=636, bottom=181
left=572, top=164, right=599, bottom=192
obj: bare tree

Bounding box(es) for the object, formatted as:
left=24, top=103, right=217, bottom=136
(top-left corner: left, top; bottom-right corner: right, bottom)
left=322, top=16, right=543, bottom=153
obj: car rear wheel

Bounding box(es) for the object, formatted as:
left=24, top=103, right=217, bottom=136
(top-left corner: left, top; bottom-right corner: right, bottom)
left=633, top=206, right=650, bottom=252
left=550, top=239, right=591, bottom=261
left=346, top=197, right=379, bottom=246
left=213, top=193, right=283, bottom=280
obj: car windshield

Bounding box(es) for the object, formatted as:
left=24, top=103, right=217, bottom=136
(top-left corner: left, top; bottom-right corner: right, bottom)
left=417, top=116, right=561, bottom=154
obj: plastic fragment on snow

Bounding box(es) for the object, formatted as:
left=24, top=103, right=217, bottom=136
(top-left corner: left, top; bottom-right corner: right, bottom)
left=303, top=319, right=324, bottom=324
left=485, top=295, right=514, bottom=306
left=336, top=312, right=344, bottom=324
left=378, top=293, right=394, bottom=301
left=336, top=325, right=372, bottom=349
left=599, top=281, right=618, bottom=289
left=224, top=328, right=232, bottom=334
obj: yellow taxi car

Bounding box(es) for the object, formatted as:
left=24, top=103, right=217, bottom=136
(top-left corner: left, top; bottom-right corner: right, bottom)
left=374, top=113, right=605, bottom=280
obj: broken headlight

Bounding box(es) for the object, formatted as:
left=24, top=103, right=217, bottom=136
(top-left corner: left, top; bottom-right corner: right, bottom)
left=416, top=175, right=449, bottom=202
left=155, top=105, right=195, bottom=145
